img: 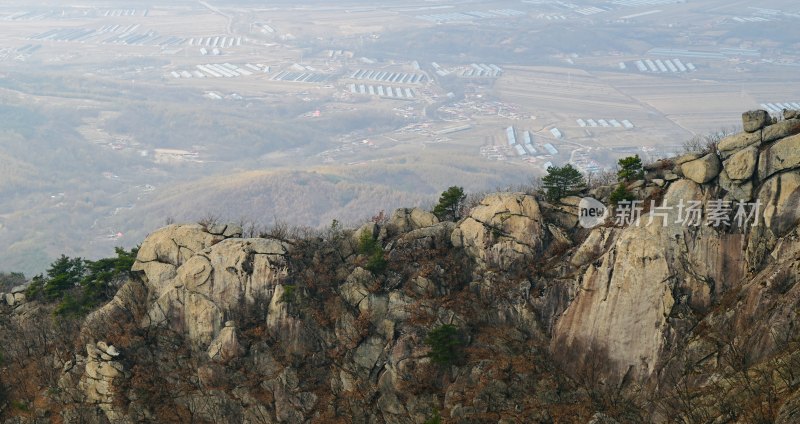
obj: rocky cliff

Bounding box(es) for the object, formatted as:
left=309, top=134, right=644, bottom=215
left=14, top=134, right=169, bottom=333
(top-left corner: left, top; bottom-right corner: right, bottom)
left=2, top=110, right=800, bottom=423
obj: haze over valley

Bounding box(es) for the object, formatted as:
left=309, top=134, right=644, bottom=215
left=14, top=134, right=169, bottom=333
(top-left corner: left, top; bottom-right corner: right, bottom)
left=1, top=0, right=799, bottom=275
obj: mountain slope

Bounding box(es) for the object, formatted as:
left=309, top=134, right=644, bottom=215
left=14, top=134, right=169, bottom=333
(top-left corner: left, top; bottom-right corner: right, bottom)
left=2, top=110, right=800, bottom=423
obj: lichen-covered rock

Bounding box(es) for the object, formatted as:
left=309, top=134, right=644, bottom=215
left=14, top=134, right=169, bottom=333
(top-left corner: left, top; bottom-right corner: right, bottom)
left=570, top=227, right=619, bottom=268
left=146, top=237, right=289, bottom=347
left=391, top=221, right=454, bottom=251
left=723, top=145, right=758, bottom=180
left=681, top=152, right=721, bottom=184
left=451, top=192, right=544, bottom=268
left=672, top=153, right=701, bottom=166
left=762, top=118, right=800, bottom=144
left=758, top=172, right=800, bottom=237
left=80, top=342, right=127, bottom=421
left=207, top=325, right=244, bottom=363
left=758, top=133, right=800, bottom=180
left=132, top=224, right=226, bottom=293
left=742, top=109, right=771, bottom=133
left=719, top=169, right=754, bottom=202
left=718, top=130, right=762, bottom=159
left=386, top=207, right=438, bottom=235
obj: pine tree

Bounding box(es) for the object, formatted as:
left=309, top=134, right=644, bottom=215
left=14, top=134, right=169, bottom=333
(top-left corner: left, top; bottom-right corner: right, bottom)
left=609, top=183, right=636, bottom=204
left=617, top=155, right=645, bottom=182
left=542, top=164, right=586, bottom=202
left=433, top=186, right=466, bottom=221
left=43, top=255, right=84, bottom=300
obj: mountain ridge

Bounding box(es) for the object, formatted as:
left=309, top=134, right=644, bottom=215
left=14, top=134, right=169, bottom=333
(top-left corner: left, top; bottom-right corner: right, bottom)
left=2, top=109, right=800, bottom=423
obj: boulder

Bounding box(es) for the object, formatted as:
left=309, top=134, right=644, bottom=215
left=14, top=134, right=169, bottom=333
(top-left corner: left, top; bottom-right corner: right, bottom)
left=718, top=130, right=762, bottom=159
left=570, top=227, right=618, bottom=268
left=785, top=109, right=799, bottom=120
left=681, top=153, right=721, bottom=184
left=339, top=267, right=371, bottom=308
left=558, top=196, right=583, bottom=207
left=354, top=336, right=384, bottom=370
left=762, top=119, right=800, bottom=144
left=758, top=133, right=800, bottom=180
left=627, top=179, right=645, bottom=189
left=723, top=146, right=758, bottom=180
left=742, top=109, right=771, bottom=133
left=451, top=192, right=544, bottom=268
left=352, top=222, right=378, bottom=244
left=387, top=207, right=438, bottom=235
left=719, top=170, right=754, bottom=202
left=206, top=223, right=243, bottom=237
left=757, top=172, right=800, bottom=237
left=106, top=345, right=120, bottom=357
left=10, top=285, right=26, bottom=294
left=643, top=159, right=671, bottom=172
left=13, top=293, right=25, bottom=304
left=672, top=153, right=701, bottom=166
left=663, top=172, right=680, bottom=181
left=5, top=293, right=15, bottom=307
left=589, top=184, right=615, bottom=200
left=132, top=224, right=226, bottom=292
left=207, top=326, right=244, bottom=362
left=392, top=222, right=455, bottom=250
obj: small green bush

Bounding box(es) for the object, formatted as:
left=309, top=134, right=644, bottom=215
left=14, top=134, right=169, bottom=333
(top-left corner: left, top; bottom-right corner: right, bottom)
left=423, top=409, right=442, bottom=424
left=279, top=284, right=296, bottom=304
left=425, top=324, right=466, bottom=366
left=609, top=183, right=636, bottom=205
left=358, top=229, right=386, bottom=274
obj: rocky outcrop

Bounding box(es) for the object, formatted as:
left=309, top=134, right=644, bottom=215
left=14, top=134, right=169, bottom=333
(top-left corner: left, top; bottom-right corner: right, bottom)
left=681, top=152, right=721, bottom=184
left=207, top=321, right=244, bottom=363
left=79, top=342, right=125, bottom=421
left=551, top=110, right=800, bottom=386
left=2, top=285, right=27, bottom=308
left=6, top=110, right=800, bottom=424
left=718, top=130, right=761, bottom=159
left=723, top=146, right=758, bottom=180
left=758, top=172, right=800, bottom=237
left=762, top=118, right=800, bottom=144
left=131, top=224, right=226, bottom=292
left=385, top=207, right=438, bottom=236
left=758, top=133, right=800, bottom=180
left=138, top=228, right=289, bottom=347
left=451, top=192, right=544, bottom=268
left=742, top=109, right=770, bottom=133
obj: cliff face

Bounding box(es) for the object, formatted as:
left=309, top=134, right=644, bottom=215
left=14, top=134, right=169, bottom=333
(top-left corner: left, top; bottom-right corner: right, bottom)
left=2, top=110, right=800, bottom=423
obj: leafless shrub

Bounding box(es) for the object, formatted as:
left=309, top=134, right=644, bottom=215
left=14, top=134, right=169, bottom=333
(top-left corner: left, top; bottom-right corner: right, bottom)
left=681, top=126, right=738, bottom=155
left=197, top=212, right=221, bottom=230
left=586, top=170, right=617, bottom=189
left=461, top=190, right=490, bottom=215
left=259, top=218, right=319, bottom=241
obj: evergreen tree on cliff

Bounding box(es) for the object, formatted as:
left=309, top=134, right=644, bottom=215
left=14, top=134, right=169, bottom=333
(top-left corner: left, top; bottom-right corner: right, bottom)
left=542, top=164, right=586, bottom=202
left=433, top=186, right=466, bottom=221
